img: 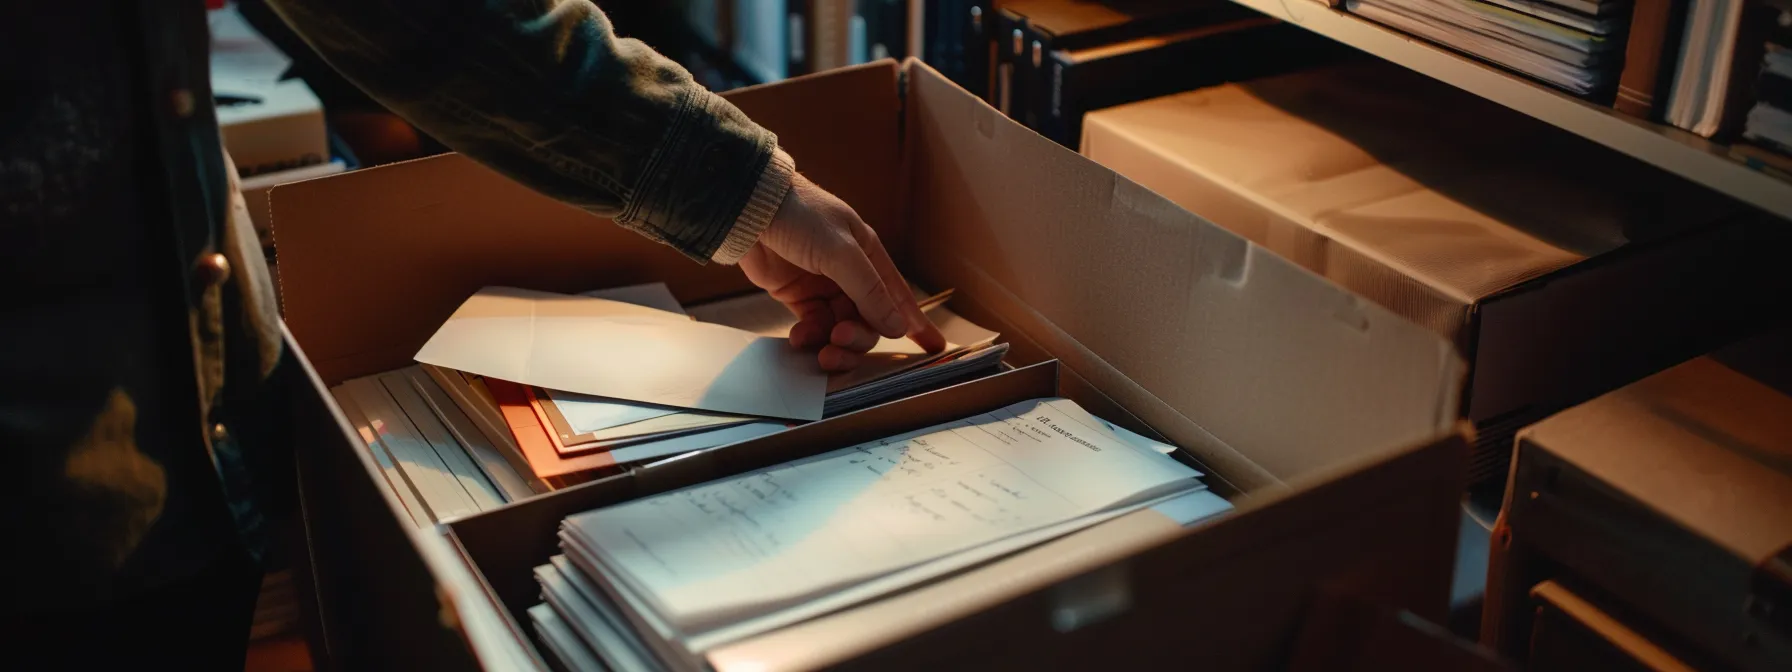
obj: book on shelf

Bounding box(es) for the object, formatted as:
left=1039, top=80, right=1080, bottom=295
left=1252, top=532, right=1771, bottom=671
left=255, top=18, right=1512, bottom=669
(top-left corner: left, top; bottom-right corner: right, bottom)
left=995, top=0, right=1223, bottom=126
left=1661, top=0, right=1776, bottom=138
left=1616, top=0, right=1691, bottom=118
left=919, top=1, right=999, bottom=98
left=788, top=0, right=853, bottom=76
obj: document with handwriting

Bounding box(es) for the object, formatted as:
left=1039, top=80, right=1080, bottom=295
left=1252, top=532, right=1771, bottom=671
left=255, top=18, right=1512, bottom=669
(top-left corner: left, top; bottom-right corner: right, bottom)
left=564, top=398, right=1201, bottom=633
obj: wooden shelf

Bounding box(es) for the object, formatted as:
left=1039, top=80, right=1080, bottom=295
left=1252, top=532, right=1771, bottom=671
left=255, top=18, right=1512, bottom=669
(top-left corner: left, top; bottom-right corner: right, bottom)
left=1230, top=0, right=1792, bottom=219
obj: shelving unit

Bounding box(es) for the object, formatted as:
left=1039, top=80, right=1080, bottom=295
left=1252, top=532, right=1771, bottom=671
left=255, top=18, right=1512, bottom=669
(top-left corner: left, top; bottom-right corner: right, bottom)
left=1227, top=0, right=1792, bottom=220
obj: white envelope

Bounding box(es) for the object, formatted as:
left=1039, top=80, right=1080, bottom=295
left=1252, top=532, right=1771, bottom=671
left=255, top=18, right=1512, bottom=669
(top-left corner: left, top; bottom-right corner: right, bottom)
left=415, top=287, right=827, bottom=421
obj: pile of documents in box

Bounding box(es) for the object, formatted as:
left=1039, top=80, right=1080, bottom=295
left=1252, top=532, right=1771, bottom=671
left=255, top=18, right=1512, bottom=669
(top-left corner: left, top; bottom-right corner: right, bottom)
left=529, top=396, right=1233, bottom=671
left=330, top=281, right=1011, bottom=524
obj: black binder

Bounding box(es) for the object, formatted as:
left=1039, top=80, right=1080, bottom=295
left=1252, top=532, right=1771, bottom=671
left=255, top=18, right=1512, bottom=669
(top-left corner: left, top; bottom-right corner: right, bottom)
left=920, top=0, right=996, bottom=99
left=998, top=0, right=1224, bottom=127
left=995, top=5, right=1030, bottom=115
left=860, top=0, right=911, bottom=62
left=1035, top=20, right=1357, bottom=147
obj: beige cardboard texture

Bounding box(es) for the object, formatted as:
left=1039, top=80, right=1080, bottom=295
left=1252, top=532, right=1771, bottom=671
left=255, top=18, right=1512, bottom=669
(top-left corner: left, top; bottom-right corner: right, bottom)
left=903, top=63, right=1459, bottom=486
left=1523, top=357, right=1792, bottom=563
left=1487, top=344, right=1792, bottom=671
left=1081, top=62, right=1783, bottom=432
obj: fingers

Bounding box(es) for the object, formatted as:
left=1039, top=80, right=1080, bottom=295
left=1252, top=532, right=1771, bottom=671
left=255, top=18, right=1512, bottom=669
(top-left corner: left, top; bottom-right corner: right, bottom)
left=754, top=175, right=940, bottom=352
left=818, top=244, right=908, bottom=340
left=829, top=319, right=880, bottom=353
left=852, top=224, right=947, bottom=353
left=817, top=345, right=863, bottom=372
left=788, top=317, right=832, bottom=350
left=765, top=274, right=843, bottom=315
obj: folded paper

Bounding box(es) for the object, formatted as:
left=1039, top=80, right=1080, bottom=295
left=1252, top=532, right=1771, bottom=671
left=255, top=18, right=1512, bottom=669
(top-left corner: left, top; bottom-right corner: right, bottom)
left=416, top=287, right=828, bottom=421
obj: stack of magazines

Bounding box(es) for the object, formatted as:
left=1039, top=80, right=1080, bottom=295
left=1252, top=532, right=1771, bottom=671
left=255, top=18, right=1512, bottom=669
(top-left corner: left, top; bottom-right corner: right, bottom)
left=1347, top=0, right=1631, bottom=97
left=330, top=283, right=1010, bottom=524
left=530, top=397, right=1233, bottom=671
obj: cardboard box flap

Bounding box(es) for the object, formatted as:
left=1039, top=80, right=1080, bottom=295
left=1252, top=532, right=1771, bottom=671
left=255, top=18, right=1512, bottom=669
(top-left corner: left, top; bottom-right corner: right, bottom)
left=903, top=62, right=1462, bottom=486
left=274, top=62, right=905, bottom=385
left=1523, top=357, right=1792, bottom=565
left=1080, top=62, right=1739, bottom=308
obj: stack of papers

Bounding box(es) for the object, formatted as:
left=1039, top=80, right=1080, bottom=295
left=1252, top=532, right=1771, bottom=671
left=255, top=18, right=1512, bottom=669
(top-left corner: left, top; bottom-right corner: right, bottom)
left=331, top=367, right=537, bottom=525
left=531, top=398, right=1232, bottom=670
left=1348, top=0, right=1628, bottom=95
left=344, top=283, right=1009, bottom=509
left=686, top=288, right=1008, bottom=416
left=1741, top=38, right=1792, bottom=152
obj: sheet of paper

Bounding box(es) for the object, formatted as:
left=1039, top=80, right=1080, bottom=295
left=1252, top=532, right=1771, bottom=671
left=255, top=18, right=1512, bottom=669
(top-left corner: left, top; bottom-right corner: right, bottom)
left=685, top=291, right=801, bottom=338
left=604, top=421, right=789, bottom=468
left=550, top=282, right=697, bottom=435
left=530, top=604, right=607, bottom=672
left=546, top=404, right=754, bottom=446
left=567, top=398, right=1199, bottom=631
left=551, top=556, right=672, bottom=672
left=545, top=390, right=683, bottom=435
left=1150, top=489, right=1233, bottom=526
left=538, top=564, right=662, bottom=672
left=415, top=287, right=827, bottom=421
left=675, top=487, right=1198, bottom=653
left=581, top=283, right=688, bottom=316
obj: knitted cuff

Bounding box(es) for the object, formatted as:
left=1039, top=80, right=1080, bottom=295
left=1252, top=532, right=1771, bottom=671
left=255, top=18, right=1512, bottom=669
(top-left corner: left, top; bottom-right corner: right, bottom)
left=710, top=147, right=796, bottom=265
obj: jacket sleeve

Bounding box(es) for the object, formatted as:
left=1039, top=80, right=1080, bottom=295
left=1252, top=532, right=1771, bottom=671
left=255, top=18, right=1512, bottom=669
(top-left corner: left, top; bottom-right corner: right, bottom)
left=264, top=0, right=794, bottom=264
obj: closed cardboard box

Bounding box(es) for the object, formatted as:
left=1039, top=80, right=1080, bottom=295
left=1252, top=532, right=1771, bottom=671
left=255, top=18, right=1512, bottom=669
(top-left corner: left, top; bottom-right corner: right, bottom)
left=275, top=60, right=1468, bottom=670
left=217, top=78, right=328, bottom=178
left=1484, top=335, right=1792, bottom=671
left=1082, top=62, right=1792, bottom=484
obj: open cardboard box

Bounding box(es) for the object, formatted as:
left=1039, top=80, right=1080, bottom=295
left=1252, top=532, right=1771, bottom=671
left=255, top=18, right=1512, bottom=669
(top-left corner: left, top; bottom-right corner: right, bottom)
left=274, top=60, right=1470, bottom=670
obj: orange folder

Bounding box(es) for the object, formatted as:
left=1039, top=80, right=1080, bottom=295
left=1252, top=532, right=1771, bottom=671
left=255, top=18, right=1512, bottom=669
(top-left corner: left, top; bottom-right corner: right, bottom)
left=483, top=377, right=633, bottom=479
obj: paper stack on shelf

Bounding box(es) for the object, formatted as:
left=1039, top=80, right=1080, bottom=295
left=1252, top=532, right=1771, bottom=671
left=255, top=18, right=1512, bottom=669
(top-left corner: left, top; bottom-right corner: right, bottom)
left=1346, top=0, right=1630, bottom=96
left=1734, top=1, right=1792, bottom=173
left=531, top=398, right=1232, bottom=671
left=331, top=282, right=1012, bottom=520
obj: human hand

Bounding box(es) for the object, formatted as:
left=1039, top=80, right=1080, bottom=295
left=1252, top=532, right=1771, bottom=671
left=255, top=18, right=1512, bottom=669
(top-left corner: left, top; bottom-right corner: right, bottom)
left=740, top=173, right=946, bottom=371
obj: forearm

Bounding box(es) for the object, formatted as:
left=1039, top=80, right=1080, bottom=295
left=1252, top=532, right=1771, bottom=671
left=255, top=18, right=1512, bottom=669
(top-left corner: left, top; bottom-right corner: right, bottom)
left=264, top=0, right=791, bottom=262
